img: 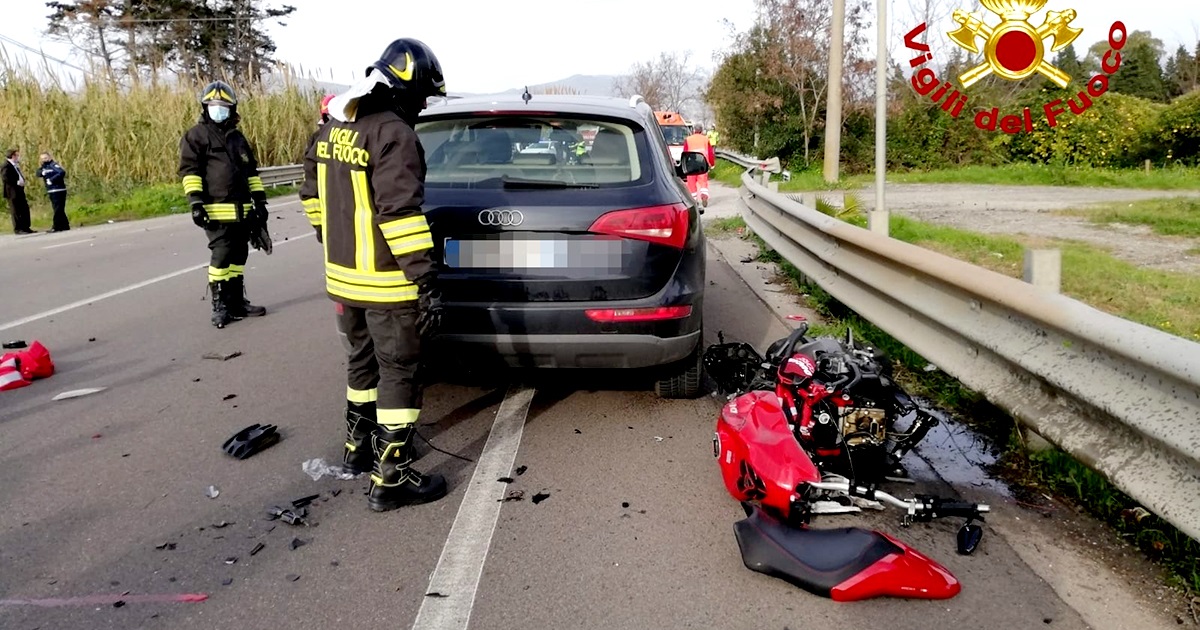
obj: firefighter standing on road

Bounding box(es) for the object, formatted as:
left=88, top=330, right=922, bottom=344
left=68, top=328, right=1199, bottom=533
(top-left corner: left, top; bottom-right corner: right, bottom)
left=179, top=80, right=269, bottom=328
left=300, top=94, right=336, bottom=238
left=302, top=38, right=447, bottom=512
left=684, top=124, right=716, bottom=207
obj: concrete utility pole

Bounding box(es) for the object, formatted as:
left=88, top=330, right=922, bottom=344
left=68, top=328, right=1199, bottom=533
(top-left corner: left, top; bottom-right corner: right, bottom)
left=823, top=0, right=846, bottom=183
left=870, top=0, right=889, bottom=236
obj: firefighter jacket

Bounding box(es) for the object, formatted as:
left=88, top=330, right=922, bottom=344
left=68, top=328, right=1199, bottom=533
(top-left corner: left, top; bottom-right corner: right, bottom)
left=302, top=108, right=435, bottom=308
left=684, top=133, right=716, bottom=167
left=179, top=118, right=267, bottom=223
left=299, top=126, right=324, bottom=230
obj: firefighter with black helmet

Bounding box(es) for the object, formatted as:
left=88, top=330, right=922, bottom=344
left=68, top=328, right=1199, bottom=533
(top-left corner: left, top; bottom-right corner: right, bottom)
left=302, top=38, right=447, bottom=511
left=179, top=80, right=269, bottom=328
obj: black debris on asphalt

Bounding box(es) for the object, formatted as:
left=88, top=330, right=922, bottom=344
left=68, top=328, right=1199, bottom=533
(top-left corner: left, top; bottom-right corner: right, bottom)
left=155, top=542, right=176, bottom=551
left=290, top=538, right=307, bottom=550
left=515, top=465, right=527, bottom=476
left=249, top=542, right=265, bottom=556
left=211, top=521, right=232, bottom=529
left=532, top=492, right=551, bottom=504
left=222, top=578, right=234, bottom=586
left=497, top=477, right=514, bottom=484
left=222, top=394, right=237, bottom=401
left=291, top=494, right=320, bottom=508
left=574, top=429, right=582, bottom=434
left=502, top=490, right=524, bottom=502
left=425, top=592, right=448, bottom=598
left=203, top=351, right=242, bottom=361
left=287, top=574, right=301, bottom=582
left=224, top=557, right=238, bottom=565
left=621, top=502, right=630, bottom=508
left=330, top=489, right=342, bottom=497
left=113, top=600, right=125, bottom=608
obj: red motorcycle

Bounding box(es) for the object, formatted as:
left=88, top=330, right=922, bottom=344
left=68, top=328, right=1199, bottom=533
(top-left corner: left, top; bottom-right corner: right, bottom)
left=708, top=323, right=989, bottom=601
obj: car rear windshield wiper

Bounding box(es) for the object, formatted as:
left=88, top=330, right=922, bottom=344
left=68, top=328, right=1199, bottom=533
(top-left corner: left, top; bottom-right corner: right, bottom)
left=501, top=176, right=599, bottom=189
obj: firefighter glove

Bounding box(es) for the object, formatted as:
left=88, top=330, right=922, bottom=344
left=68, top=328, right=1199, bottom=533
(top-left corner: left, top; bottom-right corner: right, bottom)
left=251, top=200, right=269, bottom=225
left=191, top=203, right=211, bottom=228
left=416, top=286, right=444, bottom=339
left=313, top=225, right=323, bottom=244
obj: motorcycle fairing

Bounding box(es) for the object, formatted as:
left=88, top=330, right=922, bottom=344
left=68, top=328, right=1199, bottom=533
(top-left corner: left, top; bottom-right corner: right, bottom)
left=733, top=503, right=961, bottom=601
left=716, top=391, right=821, bottom=518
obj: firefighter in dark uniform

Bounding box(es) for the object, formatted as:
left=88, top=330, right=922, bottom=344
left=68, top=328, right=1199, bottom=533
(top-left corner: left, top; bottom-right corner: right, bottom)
left=300, top=94, right=335, bottom=237
left=180, top=80, right=269, bottom=328
left=301, top=38, right=447, bottom=511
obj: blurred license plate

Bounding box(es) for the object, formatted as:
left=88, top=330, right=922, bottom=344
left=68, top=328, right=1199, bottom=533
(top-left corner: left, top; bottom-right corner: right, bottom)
left=444, top=238, right=623, bottom=270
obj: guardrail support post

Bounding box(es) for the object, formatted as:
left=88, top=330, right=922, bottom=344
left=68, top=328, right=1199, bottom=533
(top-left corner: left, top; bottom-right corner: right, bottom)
left=868, top=210, right=889, bottom=236
left=1023, top=249, right=1062, bottom=293
left=758, top=172, right=771, bottom=186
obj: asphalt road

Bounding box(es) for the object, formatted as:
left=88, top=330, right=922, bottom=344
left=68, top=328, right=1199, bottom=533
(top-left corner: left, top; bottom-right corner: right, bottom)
left=0, top=192, right=1166, bottom=629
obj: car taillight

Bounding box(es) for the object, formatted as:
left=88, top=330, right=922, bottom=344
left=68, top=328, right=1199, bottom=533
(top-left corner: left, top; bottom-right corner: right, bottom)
left=588, top=204, right=689, bottom=249
left=584, top=306, right=693, bottom=322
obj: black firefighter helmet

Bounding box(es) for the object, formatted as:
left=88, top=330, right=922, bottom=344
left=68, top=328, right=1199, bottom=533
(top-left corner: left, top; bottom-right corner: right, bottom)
left=200, top=80, right=238, bottom=107
left=368, top=38, right=446, bottom=102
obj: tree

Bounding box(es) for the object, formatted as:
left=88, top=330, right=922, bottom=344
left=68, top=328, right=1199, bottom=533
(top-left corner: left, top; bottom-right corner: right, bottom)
left=1165, top=44, right=1198, bottom=98
left=613, top=51, right=706, bottom=112
left=44, top=0, right=297, bottom=85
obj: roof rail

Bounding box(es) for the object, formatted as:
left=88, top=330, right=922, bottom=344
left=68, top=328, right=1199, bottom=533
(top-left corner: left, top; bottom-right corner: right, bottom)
left=628, top=94, right=645, bottom=108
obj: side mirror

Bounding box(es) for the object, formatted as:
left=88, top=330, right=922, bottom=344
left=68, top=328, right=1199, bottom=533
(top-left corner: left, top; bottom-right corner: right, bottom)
left=677, top=151, right=710, bottom=177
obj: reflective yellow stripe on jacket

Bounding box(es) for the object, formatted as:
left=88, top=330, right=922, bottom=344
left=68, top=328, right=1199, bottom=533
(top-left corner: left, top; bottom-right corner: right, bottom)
left=182, top=175, right=203, bottom=195
left=204, top=203, right=243, bottom=222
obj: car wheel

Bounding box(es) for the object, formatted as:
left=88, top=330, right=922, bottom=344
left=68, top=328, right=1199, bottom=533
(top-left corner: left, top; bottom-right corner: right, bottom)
left=654, top=339, right=704, bottom=400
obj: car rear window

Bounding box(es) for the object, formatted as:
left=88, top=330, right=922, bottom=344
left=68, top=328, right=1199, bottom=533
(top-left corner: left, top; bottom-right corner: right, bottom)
left=415, top=114, right=649, bottom=188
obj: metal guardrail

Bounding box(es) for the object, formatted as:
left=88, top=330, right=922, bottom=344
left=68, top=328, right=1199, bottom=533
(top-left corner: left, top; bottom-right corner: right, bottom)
left=259, top=164, right=304, bottom=187
left=715, top=148, right=1200, bottom=542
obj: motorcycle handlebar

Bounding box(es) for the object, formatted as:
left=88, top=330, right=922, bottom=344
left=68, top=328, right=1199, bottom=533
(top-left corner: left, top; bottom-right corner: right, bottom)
left=806, top=481, right=990, bottom=518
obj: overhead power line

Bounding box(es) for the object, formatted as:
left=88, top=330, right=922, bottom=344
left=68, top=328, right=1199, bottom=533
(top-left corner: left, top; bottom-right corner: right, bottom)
left=0, top=32, right=88, bottom=73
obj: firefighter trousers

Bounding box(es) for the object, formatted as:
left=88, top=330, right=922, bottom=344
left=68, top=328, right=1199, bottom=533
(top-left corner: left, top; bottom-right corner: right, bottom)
left=205, top=222, right=250, bottom=283
left=336, top=303, right=424, bottom=430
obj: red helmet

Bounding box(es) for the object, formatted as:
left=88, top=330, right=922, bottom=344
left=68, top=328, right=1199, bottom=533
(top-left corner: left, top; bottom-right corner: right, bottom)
left=319, top=94, right=335, bottom=115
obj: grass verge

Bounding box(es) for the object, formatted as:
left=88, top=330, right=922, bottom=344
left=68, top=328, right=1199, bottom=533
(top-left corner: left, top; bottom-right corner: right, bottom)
left=1060, top=197, right=1200, bottom=238
left=14, top=183, right=299, bottom=230
left=715, top=159, right=1200, bottom=192
left=712, top=211, right=1200, bottom=592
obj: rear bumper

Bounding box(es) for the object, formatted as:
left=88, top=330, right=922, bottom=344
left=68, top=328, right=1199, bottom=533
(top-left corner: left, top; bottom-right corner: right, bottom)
left=434, top=330, right=701, bottom=369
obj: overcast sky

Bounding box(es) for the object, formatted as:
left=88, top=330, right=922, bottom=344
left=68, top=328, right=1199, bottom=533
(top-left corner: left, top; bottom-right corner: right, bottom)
left=0, top=0, right=1195, bottom=93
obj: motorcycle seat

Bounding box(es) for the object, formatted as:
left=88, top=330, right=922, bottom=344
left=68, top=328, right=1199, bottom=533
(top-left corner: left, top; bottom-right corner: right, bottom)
left=734, top=504, right=902, bottom=597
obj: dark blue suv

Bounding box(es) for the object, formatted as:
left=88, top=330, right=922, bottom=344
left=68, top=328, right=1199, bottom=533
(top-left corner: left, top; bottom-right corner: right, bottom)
left=415, top=93, right=711, bottom=398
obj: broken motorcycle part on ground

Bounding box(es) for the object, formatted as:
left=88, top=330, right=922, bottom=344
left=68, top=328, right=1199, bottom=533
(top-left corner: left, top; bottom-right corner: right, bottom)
left=301, top=458, right=361, bottom=481
left=267, top=505, right=308, bottom=526
left=708, top=322, right=991, bottom=601
left=704, top=323, right=940, bottom=485
left=222, top=424, right=280, bottom=460
left=2, top=341, right=56, bottom=392
left=715, top=388, right=990, bottom=601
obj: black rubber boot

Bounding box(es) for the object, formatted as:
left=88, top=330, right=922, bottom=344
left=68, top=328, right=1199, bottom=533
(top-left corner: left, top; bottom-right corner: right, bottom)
left=368, top=425, right=447, bottom=512
left=210, top=281, right=233, bottom=328
left=226, top=276, right=266, bottom=318
left=342, top=401, right=379, bottom=475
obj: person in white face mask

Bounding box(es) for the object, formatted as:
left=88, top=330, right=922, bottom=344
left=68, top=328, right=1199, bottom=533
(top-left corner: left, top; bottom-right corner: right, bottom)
left=179, top=80, right=271, bottom=328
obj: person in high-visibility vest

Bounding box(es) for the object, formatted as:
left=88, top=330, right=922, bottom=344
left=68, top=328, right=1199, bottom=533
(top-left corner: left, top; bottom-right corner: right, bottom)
left=683, top=124, right=715, bottom=207
left=707, top=127, right=719, bottom=147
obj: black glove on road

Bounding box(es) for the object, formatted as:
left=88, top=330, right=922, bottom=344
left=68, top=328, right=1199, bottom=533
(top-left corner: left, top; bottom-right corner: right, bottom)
left=191, top=203, right=211, bottom=229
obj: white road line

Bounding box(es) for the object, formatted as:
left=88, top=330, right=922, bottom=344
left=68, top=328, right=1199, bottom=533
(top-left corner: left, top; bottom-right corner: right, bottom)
left=41, top=239, right=93, bottom=250
left=0, top=231, right=314, bottom=333
left=412, top=385, right=536, bottom=630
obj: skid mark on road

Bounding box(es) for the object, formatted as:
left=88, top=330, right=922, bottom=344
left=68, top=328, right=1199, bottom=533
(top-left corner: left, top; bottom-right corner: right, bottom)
left=412, top=385, right=535, bottom=630
left=0, top=231, right=314, bottom=332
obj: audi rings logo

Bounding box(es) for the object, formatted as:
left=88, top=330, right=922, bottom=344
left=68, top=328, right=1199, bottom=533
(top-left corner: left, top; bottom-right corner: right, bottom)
left=479, top=209, right=524, bottom=227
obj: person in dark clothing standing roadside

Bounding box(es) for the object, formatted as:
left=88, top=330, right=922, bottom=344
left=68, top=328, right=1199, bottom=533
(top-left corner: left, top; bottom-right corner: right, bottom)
left=2, top=149, right=34, bottom=235
left=37, top=152, right=70, bottom=232
left=179, top=80, right=269, bottom=328
left=303, top=38, right=447, bottom=512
